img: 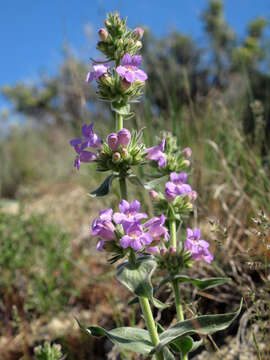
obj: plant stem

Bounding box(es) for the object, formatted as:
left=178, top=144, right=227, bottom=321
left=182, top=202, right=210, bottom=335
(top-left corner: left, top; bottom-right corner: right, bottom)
left=139, top=297, right=163, bottom=360
left=169, top=218, right=188, bottom=360
left=119, top=177, right=128, bottom=200
left=116, top=112, right=123, bottom=131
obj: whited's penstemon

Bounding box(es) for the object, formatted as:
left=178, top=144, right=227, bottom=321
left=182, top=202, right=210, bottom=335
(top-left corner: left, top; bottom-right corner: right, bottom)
left=71, top=12, right=242, bottom=360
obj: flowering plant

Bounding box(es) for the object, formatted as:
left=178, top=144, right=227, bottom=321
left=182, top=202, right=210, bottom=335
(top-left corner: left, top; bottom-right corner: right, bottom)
left=72, top=12, right=242, bottom=360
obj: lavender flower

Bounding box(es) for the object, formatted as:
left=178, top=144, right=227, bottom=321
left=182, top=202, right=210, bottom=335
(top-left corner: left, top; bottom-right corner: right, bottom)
left=107, top=128, right=131, bottom=151
left=184, top=228, right=214, bottom=264
left=113, top=200, right=148, bottom=225
left=145, top=139, right=167, bottom=168
left=120, top=221, right=152, bottom=250
left=165, top=172, right=192, bottom=202
left=91, top=209, right=116, bottom=251
left=86, top=63, right=109, bottom=83
left=132, top=27, right=144, bottom=40
left=116, top=54, right=147, bottom=83
left=144, top=214, right=169, bottom=242
left=70, top=123, right=102, bottom=150
left=73, top=145, right=97, bottom=170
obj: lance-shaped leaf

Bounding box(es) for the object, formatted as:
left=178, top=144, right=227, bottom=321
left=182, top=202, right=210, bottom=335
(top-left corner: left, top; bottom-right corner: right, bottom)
left=150, top=299, right=243, bottom=355
left=90, top=174, right=117, bottom=197
left=158, top=275, right=231, bottom=291
left=77, top=321, right=153, bottom=355
left=116, top=256, right=168, bottom=309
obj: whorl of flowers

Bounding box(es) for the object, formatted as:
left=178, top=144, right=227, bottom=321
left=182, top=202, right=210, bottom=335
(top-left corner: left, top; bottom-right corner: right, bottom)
left=184, top=228, right=214, bottom=264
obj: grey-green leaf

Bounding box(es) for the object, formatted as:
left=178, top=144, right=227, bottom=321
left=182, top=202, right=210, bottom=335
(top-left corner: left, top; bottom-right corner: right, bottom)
left=159, top=275, right=231, bottom=291
left=150, top=299, right=242, bottom=355
left=116, top=256, right=168, bottom=309
left=77, top=321, right=153, bottom=355
left=90, top=174, right=117, bottom=197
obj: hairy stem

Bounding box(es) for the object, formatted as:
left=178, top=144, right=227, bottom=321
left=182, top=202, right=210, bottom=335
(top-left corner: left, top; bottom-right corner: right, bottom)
left=169, top=218, right=188, bottom=360
left=116, top=112, right=123, bottom=131
left=139, top=297, right=163, bottom=360
left=119, top=177, right=128, bottom=200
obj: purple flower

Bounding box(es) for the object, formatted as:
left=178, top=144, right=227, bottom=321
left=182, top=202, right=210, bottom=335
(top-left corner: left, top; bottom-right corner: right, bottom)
left=107, top=128, right=131, bottom=151
left=145, top=246, right=159, bottom=254
left=70, top=123, right=102, bottom=150
left=165, top=172, right=192, bottom=202
left=144, top=214, right=169, bottom=242
left=145, top=139, right=167, bottom=168
left=73, top=145, right=97, bottom=170
left=113, top=200, right=148, bottom=225
left=86, top=63, right=109, bottom=83
left=116, top=54, right=147, bottom=83
left=184, top=228, right=214, bottom=264
left=120, top=222, right=152, bottom=250
left=91, top=209, right=116, bottom=251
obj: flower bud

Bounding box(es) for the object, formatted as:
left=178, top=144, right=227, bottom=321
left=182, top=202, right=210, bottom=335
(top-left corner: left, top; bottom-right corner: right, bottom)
left=146, top=246, right=159, bottom=254
left=187, top=190, right=198, bottom=201
left=135, top=41, right=142, bottom=49
left=121, top=78, right=131, bottom=91
left=108, top=133, right=119, bottom=151
left=117, top=128, right=131, bottom=147
left=182, top=160, right=190, bottom=167
left=132, top=27, right=144, bottom=40
left=168, top=246, right=177, bottom=255
left=98, top=28, right=109, bottom=41
left=160, top=248, right=167, bottom=256
left=183, top=147, right=192, bottom=158
left=149, top=190, right=159, bottom=201
left=112, top=152, right=121, bottom=163
left=121, top=148, right=129, bottom=159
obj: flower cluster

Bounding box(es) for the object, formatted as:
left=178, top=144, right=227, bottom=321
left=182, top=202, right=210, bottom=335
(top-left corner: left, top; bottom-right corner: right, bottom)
left=165, top=172, right=193, bottom=202
left=90, top=200, right=169, bottom=252
left=70, top=123, right=101, bottom=170
left=108, top=128, right=131, bottom=151
left=184, top=228, right=214, bottom=264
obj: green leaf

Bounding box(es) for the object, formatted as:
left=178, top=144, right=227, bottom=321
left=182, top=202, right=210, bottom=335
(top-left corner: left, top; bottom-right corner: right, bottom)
left=127, top=175, right=145, bottom=188
left=111, top=102, right=133, bottom=118
left=150, top=299, right=243, bottom=355
left=116, top=256, right=168, bottom=309
left=90, top=174, right=117, bottom=197
left=159, top=275, right=231, bottom=291
left=77, top=321, right=153, bottom=355
left=144, top=176, right=168, bottom=190
left=170, top=336, right=193, bottom=356
left=163, top=347, right=175, bottom=360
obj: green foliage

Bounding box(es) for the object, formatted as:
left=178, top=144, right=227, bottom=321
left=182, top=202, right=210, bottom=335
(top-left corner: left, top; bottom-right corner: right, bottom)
left=0, top=211, right=73, bottom=314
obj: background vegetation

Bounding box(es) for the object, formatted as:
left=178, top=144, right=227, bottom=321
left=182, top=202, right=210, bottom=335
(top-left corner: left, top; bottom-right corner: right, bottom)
left=1, top=1, right=269, bottom=359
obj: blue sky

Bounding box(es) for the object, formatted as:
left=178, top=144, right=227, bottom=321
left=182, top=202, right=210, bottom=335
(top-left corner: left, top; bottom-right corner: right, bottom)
left=1, top=0, right=270, bottom=110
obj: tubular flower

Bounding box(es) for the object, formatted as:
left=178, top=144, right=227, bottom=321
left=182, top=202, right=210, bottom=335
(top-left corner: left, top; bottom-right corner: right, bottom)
left=184, top=228, right=214, bottom=264
left=73, top=145, right=97, bottom=170
left=70, top=123, right=102, bottom=150
left=116, top=54, right=147, bottom=83
left=165, top=172, right=192, bottom=202
left=91, top=209, right=116, bottom=251
left=144, top=214, right=170, bottom=242
left=120, top=221, right=152, bottom=250
left=86, top=62, right=109, bottom=83
left=113, top=200, right=148, bottom=226
left=146, top=138, right=167, bottom=168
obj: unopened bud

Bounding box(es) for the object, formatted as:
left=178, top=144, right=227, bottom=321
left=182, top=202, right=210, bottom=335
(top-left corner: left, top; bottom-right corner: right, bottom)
left=182, top=159, right=190, bottom=167
left=146, top=246, right=159, bottom=254
left=135, top=41, right=142, bottom=49
left=168, top=246, right=177, bottom=255
left=121, top=148, right=128, bottom=159
left=183, top=147, right=192, bottom=158
left=121, top=78, right=131, bottom=91
left=98, top=28, right=108, bottom=41
left=105, top=20, right=112, bottom=27
left=117, top=128, right=131, bottom=147
left=160, top=248, right=167, bottom=256
left=108, top=133, right=119, bottom=151
left=132, top=27, right=144, bottom=40
left=187, top=190, right=197, bottom=201
left=149, top=190, right=159, bottom=201
left=112, top=152, right=121, bottom=163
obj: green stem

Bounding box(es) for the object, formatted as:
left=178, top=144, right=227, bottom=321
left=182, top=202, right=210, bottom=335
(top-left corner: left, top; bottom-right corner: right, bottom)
left=116, top=112, right=123, bottom=131
left=119, top=177, right=128, bottom=200
left=139, top=297, right=163, bottom=360
left=169, top=218, right=188, bottom=360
